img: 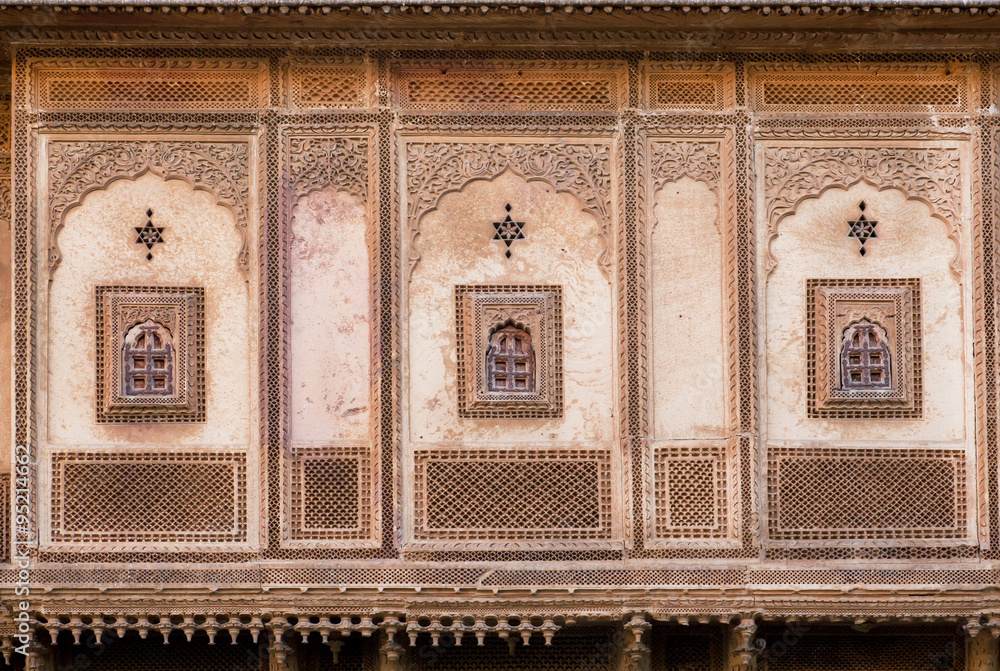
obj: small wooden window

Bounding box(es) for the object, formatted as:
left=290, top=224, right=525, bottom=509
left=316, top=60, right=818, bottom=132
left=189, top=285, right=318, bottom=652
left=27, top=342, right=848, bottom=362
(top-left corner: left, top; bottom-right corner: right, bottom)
left=840, top=319, right=891, bottom=391
left=122, top=319, right=175, bottom=397
left=486, top=325, right=535, bottom=393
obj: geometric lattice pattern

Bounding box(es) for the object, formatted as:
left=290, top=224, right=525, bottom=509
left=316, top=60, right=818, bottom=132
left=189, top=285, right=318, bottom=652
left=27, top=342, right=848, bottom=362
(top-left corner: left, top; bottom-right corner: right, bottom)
left=751, top=63, right=971, bottom=114
left=49, top=451, right=247, bottom=546
left=95, top=286, right=205, bottom=423
left=651, top=443, right=733, bottom=543
left=760, top=628, right=964, bottom=671
left=288, top=444, right=373, bottom=544
left=806, top=278, right=922, bottom=419
left=413, top=449, right=613, bottom=543
left=455, top=285, right=563, bottom=418
left=393, top=60, right=626, bottom=111
left=34, top=64, right=267, bottom=111
left=767, top=446, right=966, bottom=543
left=287, top=61, right=367, bottom=109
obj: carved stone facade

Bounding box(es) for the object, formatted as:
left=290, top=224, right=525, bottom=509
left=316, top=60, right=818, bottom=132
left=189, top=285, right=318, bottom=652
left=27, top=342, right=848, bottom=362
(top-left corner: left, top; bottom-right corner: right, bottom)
left=0, top=18, right=999, bottom=671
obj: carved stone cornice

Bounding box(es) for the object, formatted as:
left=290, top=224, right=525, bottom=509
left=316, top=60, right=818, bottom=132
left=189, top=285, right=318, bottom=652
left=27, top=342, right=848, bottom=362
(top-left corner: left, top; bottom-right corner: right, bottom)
left=761, top=144, right=963, bottom=277
left=404, top=136, right=614, bottom=278
left=46, top=137, right=252, bottom=277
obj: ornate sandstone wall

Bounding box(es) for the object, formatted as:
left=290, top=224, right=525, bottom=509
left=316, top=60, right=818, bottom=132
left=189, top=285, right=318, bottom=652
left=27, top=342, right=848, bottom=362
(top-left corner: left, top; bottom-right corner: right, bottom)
left=1, top=37, right=999, bottom=671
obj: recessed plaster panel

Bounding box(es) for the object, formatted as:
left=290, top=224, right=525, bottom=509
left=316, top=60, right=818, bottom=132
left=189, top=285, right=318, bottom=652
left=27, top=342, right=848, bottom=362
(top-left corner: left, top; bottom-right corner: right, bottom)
left=289, top=189, right=371, bottom=442
left=407, top=171, right=614, bottom=443
left=765, top=183, right=965, bottom=442
left=650, top=178, right=727, bottom=439
left=45, top=173, right=253, bottom=445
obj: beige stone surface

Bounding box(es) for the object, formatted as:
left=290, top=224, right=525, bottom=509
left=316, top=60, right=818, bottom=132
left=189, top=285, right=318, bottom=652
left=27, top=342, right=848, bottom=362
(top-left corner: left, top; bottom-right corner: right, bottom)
left=650, top=177, right=728, bottom=440
left=764, top=182, right=967, bottom=443
left=289, top=188, right=372, bottom=442
left=41, top=172, right=256, bottom=446
left=405, top=170, right=616, bottom=444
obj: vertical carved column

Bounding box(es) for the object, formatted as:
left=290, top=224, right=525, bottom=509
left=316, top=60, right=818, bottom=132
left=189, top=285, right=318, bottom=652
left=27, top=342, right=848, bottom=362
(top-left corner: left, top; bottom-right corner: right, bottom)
left=730, top=617, right=765, bottom=671
left=380, top=615, right=407, bottom=671
left=622, top=615, right=651, bottom=671
left=966, top=617, right=999, bottom=671
left=24, top=639, right=52, bottom=671
left=267, top=625, right=298, bottom=671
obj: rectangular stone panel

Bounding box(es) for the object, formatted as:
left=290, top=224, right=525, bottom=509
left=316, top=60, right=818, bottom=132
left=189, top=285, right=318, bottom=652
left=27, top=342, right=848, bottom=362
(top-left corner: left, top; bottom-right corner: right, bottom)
left=749, top=63, right=974, bottom=114
left=767, top=446, right=967, bottom=544
left=31, top=59, right=269, bottom=111
left=49, top=451, right=247, bottom=546
left=412, top=449, right=613, bottom=543
left=286, top=444, right=375, bottom=544
left=391, top=60, right=627, bottom=112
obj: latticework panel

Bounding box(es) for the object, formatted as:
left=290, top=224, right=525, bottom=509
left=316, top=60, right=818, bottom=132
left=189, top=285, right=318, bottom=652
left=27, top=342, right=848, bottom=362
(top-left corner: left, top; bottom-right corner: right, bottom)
left=49, top=634, right=266, bottom=671
left=410, top=629, right=619, bottom=671
left=760, top=627, right=964, bottom=671
left=49, top=451, right=247, bottom=546
left=767, top=446, right=967, bottom=543
left=750, top=63, right=973, bottom=114
left=32, top=60, right=268, bottom=111
left=645, top=63, right=734, bottom=111
left=287, top=444, right=373, bottom=543
left=392, top=60, right=627, bottom=112
left=651, top=624, right=724, bottom=671
left=285, top=59, right=369, bottom=109
left=650, top=443, right=735, bottom=544
left=412, top=449, right=613, bottom=543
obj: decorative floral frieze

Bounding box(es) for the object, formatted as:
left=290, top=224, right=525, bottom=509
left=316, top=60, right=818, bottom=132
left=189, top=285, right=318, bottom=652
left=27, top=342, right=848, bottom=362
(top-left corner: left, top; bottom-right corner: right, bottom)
left=648, top=140, right=722, bottom=196
left=405, top=140, right=614, bottom=277
left=285, top=133, right=369, bottom=203
left=47, top=140, right=251, bottom=277
left=762, top=145, right=963, bottom=276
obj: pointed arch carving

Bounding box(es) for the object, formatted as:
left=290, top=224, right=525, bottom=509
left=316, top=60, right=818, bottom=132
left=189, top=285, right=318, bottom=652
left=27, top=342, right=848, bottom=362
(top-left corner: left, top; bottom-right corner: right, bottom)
left=47, top=139, right=251, bottom=277
left=762, top=145, right=963, bottom=277
left=284, top=127, right=372, bottom=205
left=404, top=139, right=614, bottom=279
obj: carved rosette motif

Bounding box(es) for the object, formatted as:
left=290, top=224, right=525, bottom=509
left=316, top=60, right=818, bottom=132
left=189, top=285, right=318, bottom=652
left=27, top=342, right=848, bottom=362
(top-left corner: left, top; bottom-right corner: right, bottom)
left=762, top=146, right=963, bottom=276
left=405, top=141, right=614, bottom=277
left=47, top=140, right=251, bottom=276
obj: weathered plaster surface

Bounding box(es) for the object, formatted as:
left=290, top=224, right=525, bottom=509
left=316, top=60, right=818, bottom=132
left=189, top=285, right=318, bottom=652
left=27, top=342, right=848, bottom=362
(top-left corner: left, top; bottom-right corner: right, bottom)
left=289, top=188, right=372, bottom=442
left=407, top=171, right=615, bottom=444
left=765, top=183, right=966, bottom=443
left=650, top=177, right=727, bottom=440
left=44, top=173, right=253, bottom=445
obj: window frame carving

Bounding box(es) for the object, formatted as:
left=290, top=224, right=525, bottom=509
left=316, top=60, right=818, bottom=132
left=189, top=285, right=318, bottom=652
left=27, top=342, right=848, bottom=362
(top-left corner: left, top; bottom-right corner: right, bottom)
left=96, top=285, right=205, bottom=423
left=455, top=284, right=563, bottom=419
left=806, top=278, right=922, bottom=419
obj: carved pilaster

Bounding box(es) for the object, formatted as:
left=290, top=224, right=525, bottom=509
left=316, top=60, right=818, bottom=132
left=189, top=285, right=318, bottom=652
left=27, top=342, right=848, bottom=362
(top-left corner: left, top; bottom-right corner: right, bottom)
left=966, top=617, right=1000, bottom=671
left=621, top=615, right=651, bottom=671
left=380, top=615, right=408, bottom=671
left=267, top=627, right=299, bottom=671
left=24, top=640, right=53, bottom=671
left=730, top=617, right=765, bottom=671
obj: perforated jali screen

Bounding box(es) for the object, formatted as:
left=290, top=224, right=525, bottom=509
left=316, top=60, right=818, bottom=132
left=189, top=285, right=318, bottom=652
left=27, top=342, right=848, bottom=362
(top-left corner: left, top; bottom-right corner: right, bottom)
left=10, top=48, right=994, bottom=576
left=651, top=624, right=724, bottom=671
left=759, top=627, right=964, bottom=671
